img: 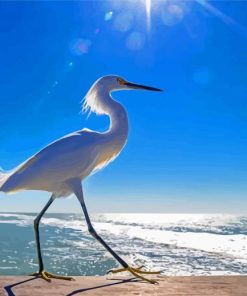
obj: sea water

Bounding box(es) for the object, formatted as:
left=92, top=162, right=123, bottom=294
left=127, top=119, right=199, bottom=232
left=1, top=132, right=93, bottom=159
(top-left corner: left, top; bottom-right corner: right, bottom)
left=0, top=213, right=246, bottom=276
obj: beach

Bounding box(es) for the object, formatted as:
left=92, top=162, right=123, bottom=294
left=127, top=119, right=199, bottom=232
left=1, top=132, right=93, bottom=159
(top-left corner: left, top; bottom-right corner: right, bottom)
left=1, top=275, right=247, bottom=295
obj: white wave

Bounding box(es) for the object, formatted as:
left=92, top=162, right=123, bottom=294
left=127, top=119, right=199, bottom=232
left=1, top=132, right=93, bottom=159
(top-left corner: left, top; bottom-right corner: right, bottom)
left=127, top=228, right=247, bottom=260
left=0, top=220, right=24, bottom=224
left=39, top=213, right=239, bottom=232
left=0, top=266, right=18, bottom=270
left=0, top=213, right=33, bottom=219
left=41, top=217, right=87, bottom=231
left=0, top=213, right=34, bottom=227
left=0, top=217, right=33, bottom=227
left=91, top=221, right=247, bottom=260
left=96, top=213, right=245, bottom=230
left=0, top=214, right=86, bottom=230
left=1, top=213, right=247, bottom=261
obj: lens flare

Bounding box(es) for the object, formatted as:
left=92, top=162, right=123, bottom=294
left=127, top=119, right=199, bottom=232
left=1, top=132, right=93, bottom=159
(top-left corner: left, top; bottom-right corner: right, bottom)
left=70, top=38, right=92, bottom=56
left=104, top=11, right=113, bottom=21
left=162, top=4, right=184, bottom=26
left=114, top=11, right=134, bottom=32
left=126, top=31, right=144, bottom=51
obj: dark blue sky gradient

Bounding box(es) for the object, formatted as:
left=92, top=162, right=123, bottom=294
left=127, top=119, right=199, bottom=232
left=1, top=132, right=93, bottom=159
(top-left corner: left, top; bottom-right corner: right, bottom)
left=1, top=1, right=247, bottom=213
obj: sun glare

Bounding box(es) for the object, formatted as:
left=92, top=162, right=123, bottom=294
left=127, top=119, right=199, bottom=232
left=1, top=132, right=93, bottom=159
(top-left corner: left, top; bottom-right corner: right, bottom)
left=145, top=0, right=151, bottom=31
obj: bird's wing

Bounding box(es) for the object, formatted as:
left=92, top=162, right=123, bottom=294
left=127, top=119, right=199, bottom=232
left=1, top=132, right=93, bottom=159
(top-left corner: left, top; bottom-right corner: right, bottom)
left=0, top=129, right=102, bottom=193
left=17, top=154, right=40, bottom=174
left=14, top=129, right=98, bottom=175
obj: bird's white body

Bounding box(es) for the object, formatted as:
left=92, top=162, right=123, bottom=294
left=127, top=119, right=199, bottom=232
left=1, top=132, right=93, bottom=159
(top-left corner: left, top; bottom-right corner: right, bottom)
left=0, top=75, right=161, bottom=283
left=0, top=76, right=128, bottom=197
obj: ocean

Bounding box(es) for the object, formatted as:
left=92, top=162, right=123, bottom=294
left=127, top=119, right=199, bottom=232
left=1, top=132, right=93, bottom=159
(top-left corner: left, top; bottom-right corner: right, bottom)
left=0, top=213, right=246, bottom=276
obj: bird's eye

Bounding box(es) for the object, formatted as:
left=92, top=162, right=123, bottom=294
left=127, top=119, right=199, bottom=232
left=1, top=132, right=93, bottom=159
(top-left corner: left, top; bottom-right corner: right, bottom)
left=117, top=78, right=126, bottom=85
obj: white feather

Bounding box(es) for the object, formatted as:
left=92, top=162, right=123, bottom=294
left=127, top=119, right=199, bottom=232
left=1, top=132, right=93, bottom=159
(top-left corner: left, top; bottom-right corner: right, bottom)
left=0, top=75, right=129, bottom=196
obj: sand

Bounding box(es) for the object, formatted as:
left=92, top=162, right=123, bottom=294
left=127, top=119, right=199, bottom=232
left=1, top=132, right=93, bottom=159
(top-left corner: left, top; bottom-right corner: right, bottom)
left=0, top=275, right=247, bottom=296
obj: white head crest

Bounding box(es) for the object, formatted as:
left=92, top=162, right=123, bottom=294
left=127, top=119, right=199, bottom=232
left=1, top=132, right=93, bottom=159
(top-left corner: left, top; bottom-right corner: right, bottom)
left=82, top=75, right=162, bottom=116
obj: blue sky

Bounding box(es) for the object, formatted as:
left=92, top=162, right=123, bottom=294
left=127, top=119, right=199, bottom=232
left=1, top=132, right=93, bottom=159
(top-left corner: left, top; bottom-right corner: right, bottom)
left=0, top=0, right=247, bottom=213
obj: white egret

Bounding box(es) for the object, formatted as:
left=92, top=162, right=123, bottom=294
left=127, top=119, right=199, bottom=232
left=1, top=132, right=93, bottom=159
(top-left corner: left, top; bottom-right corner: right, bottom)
left=0, top=75, right=162, bottom=284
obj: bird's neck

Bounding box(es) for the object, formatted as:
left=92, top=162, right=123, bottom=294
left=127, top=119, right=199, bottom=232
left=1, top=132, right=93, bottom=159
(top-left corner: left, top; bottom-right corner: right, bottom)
left=103, top=92, right=129, bottom=139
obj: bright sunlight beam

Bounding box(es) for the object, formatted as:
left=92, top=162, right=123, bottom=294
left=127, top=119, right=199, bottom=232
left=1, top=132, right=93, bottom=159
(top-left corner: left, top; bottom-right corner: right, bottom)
left=145, top=0, right=151, bottom=31
left=196, top=0, right=247, bottom=37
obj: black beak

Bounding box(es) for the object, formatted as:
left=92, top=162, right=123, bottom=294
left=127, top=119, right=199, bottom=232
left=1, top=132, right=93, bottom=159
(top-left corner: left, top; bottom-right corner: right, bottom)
left=124, top=82, right=162, bottom=92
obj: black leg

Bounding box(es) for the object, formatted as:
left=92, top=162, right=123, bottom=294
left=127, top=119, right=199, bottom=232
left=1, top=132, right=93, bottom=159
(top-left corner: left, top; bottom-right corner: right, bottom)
left=74, top=184, right=128, bottom=269
left=34, top=195, right=54, bottom=272
left=31, top=194, right=74, bottom=281
left=68, top=178, right=158, bottom=284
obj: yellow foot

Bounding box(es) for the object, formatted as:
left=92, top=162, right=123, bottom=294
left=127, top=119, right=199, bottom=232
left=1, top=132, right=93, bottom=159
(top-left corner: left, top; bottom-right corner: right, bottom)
left=107, top=266, right=160, bottom=284
left=30, top=270, right=74, bottom=282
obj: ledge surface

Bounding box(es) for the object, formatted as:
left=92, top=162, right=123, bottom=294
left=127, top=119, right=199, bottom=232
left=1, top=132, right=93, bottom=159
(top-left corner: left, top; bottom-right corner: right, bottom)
left=0, top=275, right=247, bottom=296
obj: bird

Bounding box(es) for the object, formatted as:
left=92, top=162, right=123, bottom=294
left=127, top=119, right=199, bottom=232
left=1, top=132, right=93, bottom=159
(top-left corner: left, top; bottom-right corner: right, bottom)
left=0, top=75, right=162, bottom=284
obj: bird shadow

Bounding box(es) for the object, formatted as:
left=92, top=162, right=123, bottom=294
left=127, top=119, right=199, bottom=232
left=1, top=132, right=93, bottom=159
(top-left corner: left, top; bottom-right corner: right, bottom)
left=3, top=276, right=139, bottom=296
left=3, top=276, right=38, bottom=296
left=66, top=277, right=138, bottom=296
